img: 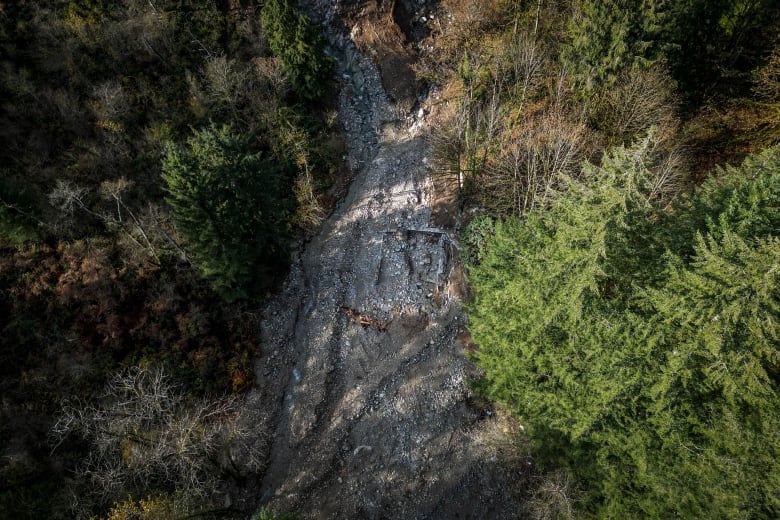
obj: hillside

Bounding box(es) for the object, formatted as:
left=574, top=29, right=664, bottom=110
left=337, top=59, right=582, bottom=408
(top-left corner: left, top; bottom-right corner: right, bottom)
left=2, top=1, right=780, bottom=519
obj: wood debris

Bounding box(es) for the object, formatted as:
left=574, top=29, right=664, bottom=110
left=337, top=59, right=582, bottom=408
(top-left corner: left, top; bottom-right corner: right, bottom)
left=340, top=306, right=391, bottom=331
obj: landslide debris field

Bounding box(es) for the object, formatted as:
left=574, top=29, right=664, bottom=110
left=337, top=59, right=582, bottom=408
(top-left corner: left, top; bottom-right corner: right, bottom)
left=247, top=1, right=525, bottom=518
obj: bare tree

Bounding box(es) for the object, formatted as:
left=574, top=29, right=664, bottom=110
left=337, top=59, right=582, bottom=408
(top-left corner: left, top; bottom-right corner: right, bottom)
left=434, top=0, right=507, bottom=67
left=91, top=80, right=130, bottom=123
left=590, top=64, right=679, bottom=147
left=102, top=2, right=174, bottom=65
left=99, top=178, right=161, bottom=262
left=432, top=56, right=506, bottom=198
left=49, top=179, right=92, bottom=218
left=52, top=367, right=266, bottom=510
left=48, top=177, right=189, bottom=263
left=252, top=56, right=290, bottom=104
left=508, top=0, right=547, bottom=109
left=203, top=55, right=249, bottom=111
left=754, top=43, right=780, bottom=102
left=483, top=111, right=586, bottom=216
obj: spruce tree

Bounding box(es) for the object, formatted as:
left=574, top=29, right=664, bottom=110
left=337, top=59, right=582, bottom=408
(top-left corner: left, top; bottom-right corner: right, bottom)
left=261, top=0, right=333, bottom=101
left=162, top=125, right=290, bottom=301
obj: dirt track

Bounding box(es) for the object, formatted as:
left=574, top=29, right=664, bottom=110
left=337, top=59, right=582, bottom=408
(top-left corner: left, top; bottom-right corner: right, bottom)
left=249, top=2, right=523, bottom=518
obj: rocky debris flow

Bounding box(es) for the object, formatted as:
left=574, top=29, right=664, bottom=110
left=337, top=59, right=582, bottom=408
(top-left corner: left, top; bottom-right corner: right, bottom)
left=249, top=1, right=523, bottom=518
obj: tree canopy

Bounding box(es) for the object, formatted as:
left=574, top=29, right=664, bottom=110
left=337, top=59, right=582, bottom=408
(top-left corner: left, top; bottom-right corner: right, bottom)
left=563, top=0, right=780, bottom=104
left=467, top=143, right=780, bottom=517
left=162, top=125, right=291, bottom=301
left=262, top=0, right=333, bottom=101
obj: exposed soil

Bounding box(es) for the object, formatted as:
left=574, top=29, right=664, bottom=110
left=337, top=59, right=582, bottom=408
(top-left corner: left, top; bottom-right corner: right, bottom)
left=246, top=2, right=525, bottom=518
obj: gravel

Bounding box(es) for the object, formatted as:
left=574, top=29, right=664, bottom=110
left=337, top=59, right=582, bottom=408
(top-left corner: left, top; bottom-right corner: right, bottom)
left=246, top=2, right=525, bottom=518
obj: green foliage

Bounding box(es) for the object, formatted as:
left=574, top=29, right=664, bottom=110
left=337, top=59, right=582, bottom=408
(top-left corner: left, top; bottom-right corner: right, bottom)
left=468, top=144, right=780, bottom=517
left=563, top=0, right=665, bottom=95
left=252, top=508, right=296, bottom=520
left=162, top=125, right=291, bottom=301
left=562, top=0, right=780, bottom=104
left=682, top=146, right=780, bottom=244
left=663, top=0, right=780, bottom=104
left=0, top=2, right=332, bottom=518
left=633, top=232, right=780, bottom=517
left=0, top=207, right=40, bottom=245
left=0, top=209, right=33, bottom=245
left=468, top=140, right=662, bottom=436
left=262, top=0, right=333, bottom=101
left=460, top=215, right=496, bottom=266
left=0, top=175, right=42, bottom=244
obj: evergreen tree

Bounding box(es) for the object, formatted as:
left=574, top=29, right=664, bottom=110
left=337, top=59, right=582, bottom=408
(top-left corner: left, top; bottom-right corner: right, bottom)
left=662, top=0, right=780, bottom=104
left=261, top=0, right=333, bottom=101
left=162, top=125, right=291, bottom=301
left=634, top=231, right=780, bottom=517
left=468, top=144, right=780, bottom=517
left=683, top=146, right=780, bottom=244
left=563, top=0, right=666, bottom=95
left=468, top=139, right=664, bottom=446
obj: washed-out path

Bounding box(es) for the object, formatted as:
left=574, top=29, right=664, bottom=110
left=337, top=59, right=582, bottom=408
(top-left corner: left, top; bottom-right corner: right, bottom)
left=247, top=2, right=522, bottom=518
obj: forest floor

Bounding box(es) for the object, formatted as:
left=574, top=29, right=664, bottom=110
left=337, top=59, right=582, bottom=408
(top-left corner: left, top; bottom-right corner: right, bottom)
left=246, top=1, right=525, bottom=518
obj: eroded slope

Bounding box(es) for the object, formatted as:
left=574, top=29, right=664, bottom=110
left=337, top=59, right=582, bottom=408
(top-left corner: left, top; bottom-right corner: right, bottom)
left=250, top=2, right=523, bottom=517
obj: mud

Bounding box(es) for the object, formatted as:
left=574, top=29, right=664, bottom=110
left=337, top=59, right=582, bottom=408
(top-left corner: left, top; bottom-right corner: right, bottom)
left=247, top=1, right=524, bottom=518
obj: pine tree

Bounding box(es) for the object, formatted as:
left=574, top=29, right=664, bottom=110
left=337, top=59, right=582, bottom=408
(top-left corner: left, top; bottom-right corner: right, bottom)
left=161, top=125, right=291, bottom=301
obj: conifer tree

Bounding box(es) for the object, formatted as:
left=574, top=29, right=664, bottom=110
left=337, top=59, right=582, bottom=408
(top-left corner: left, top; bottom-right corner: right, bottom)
left=617, top=230, right=780, bottom=517
left=662, top=0, right=780, bottom=103
left=563, top=0, right=665, bottom=95
left=683, top=146, right=780, bottom=244
left=468, top=139, right=663, bottom=445
left=261, top=0, right=333, bottom=101
left=468, top=144, right=780, bottom=517
left=162, top=125, right=290, bottom=301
